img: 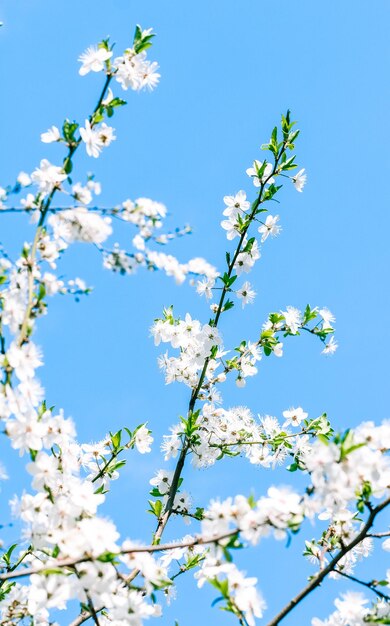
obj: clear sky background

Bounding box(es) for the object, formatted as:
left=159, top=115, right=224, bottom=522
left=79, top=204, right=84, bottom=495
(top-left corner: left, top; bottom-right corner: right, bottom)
left=1, top=1, right=390, bottom=624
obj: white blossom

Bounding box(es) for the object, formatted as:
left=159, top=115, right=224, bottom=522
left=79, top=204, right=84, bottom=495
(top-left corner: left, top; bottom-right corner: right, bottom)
left=40, top=125, right=61, bottom=143
left=135, top=425, right=153, bottom=454
left=31, top=159, right=67, bottom=195
left=78, top=45, right=113, bottom=76
left=237, top=281, right=256, bottom=307
left=293, top=168, right=307, bottom=192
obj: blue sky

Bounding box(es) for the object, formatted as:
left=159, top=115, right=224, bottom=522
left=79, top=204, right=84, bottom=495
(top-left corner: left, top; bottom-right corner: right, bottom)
left=1, top=1, right=390, bottom=624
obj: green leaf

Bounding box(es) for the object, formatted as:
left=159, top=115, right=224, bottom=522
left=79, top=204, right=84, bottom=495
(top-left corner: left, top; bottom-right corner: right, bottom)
left=344, top=442, right=367, bottom=457
left=62, top=119, right=79, bottom=143
left=317, top=434, right=330, bottom=445
left=110, top=97, right=127, bottom=109
left=110, top=430, right=122, bottom=449
left=0, top=581, right=16, bottom=601
left=2, top=543, right=18, bottom=566
left=148, top=499, right=163, bottom=518
left=223, top=300, right=234, bottom=312
left=52, top=545, right=60, bottom=558
left=40, top=568, right=66, bottom=576
left=133, top=24, right=155, bottom=54
left=110, top=459, right=126, bottom=472
left=185, top=553, right=204, bottom=570
left=194, top=507, right=204, bottom=520
left=97, top=551, right=118, bottom=563
left=94, top=484, right=107, bottom=494
left=37, top=282, right=46, bottom=301
left=243, top=237, right=256, bottom=253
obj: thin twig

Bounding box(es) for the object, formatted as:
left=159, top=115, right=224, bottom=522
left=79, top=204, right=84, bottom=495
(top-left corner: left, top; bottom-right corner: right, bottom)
left=367, top=531, right=390, bottom=539
left=335, top=569, right=390, bottom=601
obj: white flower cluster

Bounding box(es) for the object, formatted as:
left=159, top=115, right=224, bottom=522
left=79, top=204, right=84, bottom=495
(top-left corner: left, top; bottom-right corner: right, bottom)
left=152, top=312, right=222, bottom=387
left=149, top=469, right=191, bottom=514
left=113, top=49, right=160, bottom=92
left=31, top=159, right=67, bottom=195
left=152, top=305, right=336, bottom=406
left=312, top=592, right=390, bottom=626
left=1, top=567, right=164, bottom=625
left=49, top=207, right=113, bottom=244
left=221, top=191, right=252, bottom=241
left=120, top=197, right=168, bottom=235
left=103, top=244, right=217, bottom=284
left=187, top=406, right=327, bottom=469
left=216, top=138, right=307, bottom=311
left=196, top=557, right=266, bottom=626
left=0, top=336, right=162, bottom=624
left=302, top=421, right=390, bottom=517
left=79, top=119, right=116, bottom=158
left=300, top=423, right=390, bottom=576
left=91, top=197, right=217, bottom=282
left=0, top=255, right=89, bottom=334
left=0, top=258, right=31, bottom=333
left=78, top=30, right=160, bottom=93
left=191, top=487, right=306, bottom=626
left=202, top=488, right=305, bottom=544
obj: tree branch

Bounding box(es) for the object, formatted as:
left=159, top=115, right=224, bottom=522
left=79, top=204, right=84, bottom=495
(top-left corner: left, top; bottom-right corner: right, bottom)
left=0, top=529, right=238, bottom=581
left=69, top=608, right=103, bottom=626
left=265, top=496, right=390, bottom=626
left=335, top=569, right=390, bottom=602
left=152, top=143, right=288, bottom=547
left=16, top=72, right=113, bottom=348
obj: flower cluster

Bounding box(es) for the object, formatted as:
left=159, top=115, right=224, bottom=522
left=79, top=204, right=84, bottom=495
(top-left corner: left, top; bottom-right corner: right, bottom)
left=312, top=592, right=390, bottom=626
left=187, top=406, right=332, bottom=469
left=79, top=27, right=160, bottom=92
left=191, top=487, right=306, bottom=626
left=0, top=346, right=163, bottom=623
left=152, top=309, right=222, bottom=387
left=303, top=421, right=390, bottom=518
left=202, top=488, right=305, bottom=543
left=196, top=557, right=266, bottom=626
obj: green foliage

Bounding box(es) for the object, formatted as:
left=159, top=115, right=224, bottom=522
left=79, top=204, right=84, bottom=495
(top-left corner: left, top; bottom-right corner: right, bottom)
left=62, top=119, right=79, bottom=144
left=148, top=499, right=163, bottom=518
left=133, top=24, right=155, bottom=54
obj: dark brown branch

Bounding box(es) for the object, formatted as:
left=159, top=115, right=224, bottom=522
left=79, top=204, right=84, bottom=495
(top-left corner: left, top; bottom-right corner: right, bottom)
left=265, top=496, right=390, bottom=626
left=335, top=569, right=390, bottom=601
